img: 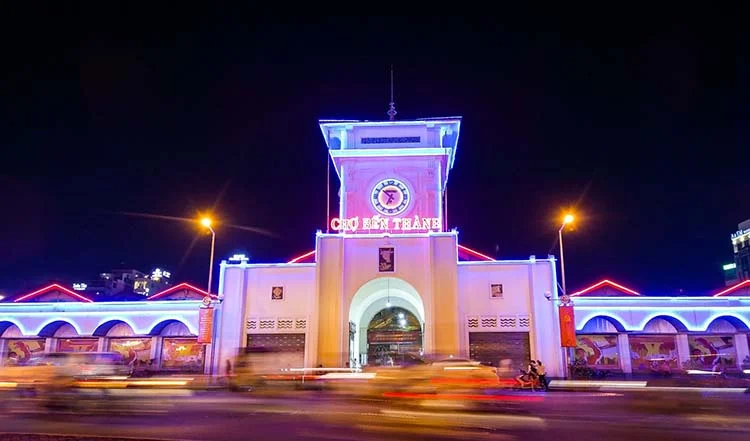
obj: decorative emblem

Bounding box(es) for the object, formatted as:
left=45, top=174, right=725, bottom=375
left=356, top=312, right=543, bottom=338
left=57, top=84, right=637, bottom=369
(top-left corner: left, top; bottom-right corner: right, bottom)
left=378, top=247, right=395, bottom=272
left=490, top=284, right=504, bottom=299
left=371, top=179, right=410, bottom=216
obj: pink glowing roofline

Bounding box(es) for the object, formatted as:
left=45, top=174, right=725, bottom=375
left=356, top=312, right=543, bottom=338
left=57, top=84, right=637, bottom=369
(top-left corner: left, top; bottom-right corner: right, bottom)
left=287, top=244, right=494, bottom=264
left=456, top=244, right=495, bottom=261
left=713, top=279, right=750, bottom=297
left=13, top=283, right=94, bottom=303
left=288, top=250, right=317, bottom=264
left=570, top=279, right=641, bottom=297
left=147, top=282, right=216, bottom=301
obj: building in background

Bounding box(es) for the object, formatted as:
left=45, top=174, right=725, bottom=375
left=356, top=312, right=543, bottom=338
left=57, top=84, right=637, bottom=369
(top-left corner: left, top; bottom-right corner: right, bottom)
left=73, top=268, right=171, bottom=297
left=133, top=268, right=172, bottom=296
left=723, top=263, right=739, bottom=286
left=731, top=219, right=750, bottom=282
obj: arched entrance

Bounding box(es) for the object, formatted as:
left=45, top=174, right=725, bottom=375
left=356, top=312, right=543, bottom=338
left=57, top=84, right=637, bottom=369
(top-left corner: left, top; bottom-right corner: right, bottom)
left=348, top=277, right=425, bottom=367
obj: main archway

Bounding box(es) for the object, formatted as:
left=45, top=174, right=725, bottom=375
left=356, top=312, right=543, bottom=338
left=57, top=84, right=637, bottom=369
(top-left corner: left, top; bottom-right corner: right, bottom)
left=366, top=307, right=423, bottom=366
left=348, top=277, right=425, bottom=367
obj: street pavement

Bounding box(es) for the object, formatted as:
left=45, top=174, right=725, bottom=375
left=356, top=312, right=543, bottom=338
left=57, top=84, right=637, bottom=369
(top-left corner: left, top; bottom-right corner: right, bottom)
left=0, top=389, right=748, bottom=441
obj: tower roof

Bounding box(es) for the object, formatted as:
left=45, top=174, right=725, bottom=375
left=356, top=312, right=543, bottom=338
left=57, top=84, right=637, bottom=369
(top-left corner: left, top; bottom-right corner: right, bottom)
left=319, top=117, right=462, bottom=189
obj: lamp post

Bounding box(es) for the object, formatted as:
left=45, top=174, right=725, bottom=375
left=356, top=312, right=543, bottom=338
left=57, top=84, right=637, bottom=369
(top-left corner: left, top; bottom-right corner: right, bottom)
left=201, top=217, right=216, bottom=294
left=558, top=213, right=574, bottom=378
left=558, top=213, right=574, bottom=297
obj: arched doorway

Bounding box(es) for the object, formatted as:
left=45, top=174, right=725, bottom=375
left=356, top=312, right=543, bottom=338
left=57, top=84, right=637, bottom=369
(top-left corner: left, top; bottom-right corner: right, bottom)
left=348, top=277, right=425, bottom=367
left=366, top=307, right=423, bottom=366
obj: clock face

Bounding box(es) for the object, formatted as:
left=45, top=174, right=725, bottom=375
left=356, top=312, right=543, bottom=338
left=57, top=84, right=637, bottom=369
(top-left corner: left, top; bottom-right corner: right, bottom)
left=371, top=178, right=410, bottom=215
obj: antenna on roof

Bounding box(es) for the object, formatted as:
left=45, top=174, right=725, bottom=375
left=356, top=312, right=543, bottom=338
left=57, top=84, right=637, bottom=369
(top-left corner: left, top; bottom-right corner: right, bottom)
left=387, top=65, right=397, bottom=121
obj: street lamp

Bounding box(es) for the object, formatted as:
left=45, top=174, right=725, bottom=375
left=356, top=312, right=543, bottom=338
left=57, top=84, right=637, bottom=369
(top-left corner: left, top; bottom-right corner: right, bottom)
left=201, top=217, right=216, bottom=294
left=558, top=214, right=574, bottom=296
left=558, top=213, right=575, bottom=378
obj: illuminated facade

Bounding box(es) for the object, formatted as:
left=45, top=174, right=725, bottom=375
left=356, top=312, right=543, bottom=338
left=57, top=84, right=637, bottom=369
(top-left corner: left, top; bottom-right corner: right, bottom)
left=2, top=117, right=750, bottom=378
left=570, top=279, right=750, bottom=374
left=212, top=117, right=566, bottom=377
left=210, top=117, right=750, bottom=377
left=0, top=283, right=211, bottom=374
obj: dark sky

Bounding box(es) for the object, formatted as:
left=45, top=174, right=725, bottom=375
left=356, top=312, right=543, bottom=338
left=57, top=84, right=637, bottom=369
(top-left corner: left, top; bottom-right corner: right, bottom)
left=1, top=9, right=747, bottom=296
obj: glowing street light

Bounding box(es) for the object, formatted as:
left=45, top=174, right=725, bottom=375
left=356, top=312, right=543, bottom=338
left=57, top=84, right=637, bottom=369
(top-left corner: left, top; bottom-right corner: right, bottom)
left=200, top=217, right=216, bottom=294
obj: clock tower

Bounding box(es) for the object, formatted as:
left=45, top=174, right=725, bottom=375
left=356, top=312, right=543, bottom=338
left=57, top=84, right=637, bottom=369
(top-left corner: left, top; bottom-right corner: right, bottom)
left=319, top=117, right=461, bottom=234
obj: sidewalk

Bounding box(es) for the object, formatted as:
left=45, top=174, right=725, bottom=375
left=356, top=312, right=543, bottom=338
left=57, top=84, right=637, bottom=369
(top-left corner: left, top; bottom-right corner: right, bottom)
left=548, top=375, right=750, bottom=393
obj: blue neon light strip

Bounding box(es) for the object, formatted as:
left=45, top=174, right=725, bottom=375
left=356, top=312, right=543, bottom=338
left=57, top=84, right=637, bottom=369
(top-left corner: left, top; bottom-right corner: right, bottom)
left=329, top=148, right=451, bottom=159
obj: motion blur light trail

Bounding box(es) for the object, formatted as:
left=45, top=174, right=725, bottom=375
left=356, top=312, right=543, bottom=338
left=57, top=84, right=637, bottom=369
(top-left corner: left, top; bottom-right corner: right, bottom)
left=381, top=391, right=544, bottom=402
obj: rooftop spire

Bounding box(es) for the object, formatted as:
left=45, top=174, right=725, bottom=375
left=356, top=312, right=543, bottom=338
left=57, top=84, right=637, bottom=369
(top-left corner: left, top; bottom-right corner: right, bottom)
left=387, top=65, right=397, bottom=121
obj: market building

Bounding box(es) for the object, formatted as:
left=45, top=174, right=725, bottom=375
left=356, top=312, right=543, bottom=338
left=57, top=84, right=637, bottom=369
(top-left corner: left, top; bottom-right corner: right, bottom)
left=2, top=116, right=750, bottom=378
left=212, top=117, right=564, bottom=376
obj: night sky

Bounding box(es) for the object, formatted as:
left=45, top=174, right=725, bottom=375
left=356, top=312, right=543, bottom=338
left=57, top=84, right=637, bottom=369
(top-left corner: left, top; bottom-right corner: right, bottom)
left=1, top=10, right=747, bottom=296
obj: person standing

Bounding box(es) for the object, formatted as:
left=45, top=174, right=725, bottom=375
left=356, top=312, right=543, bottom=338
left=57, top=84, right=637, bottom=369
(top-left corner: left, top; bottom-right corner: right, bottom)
left=536, top=360, right=548, bottom=391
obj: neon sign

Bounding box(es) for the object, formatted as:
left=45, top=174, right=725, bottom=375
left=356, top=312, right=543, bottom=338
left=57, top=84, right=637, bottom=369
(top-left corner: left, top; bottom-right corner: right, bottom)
left=330, top=215, right=441, bottom=232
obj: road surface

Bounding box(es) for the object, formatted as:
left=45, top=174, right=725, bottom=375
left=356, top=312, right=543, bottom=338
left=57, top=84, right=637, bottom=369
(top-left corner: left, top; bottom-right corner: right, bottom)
left=0, top=389, right=747, bottom=441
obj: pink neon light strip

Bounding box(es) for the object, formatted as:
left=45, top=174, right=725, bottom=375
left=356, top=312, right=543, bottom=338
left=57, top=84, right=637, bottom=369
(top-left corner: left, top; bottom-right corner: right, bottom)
left=13, top=284, right=94, bottom=303
left=713, top=279, right=750, bottom=297
left=288, top=245, right=494, bottom=263
left=288, top=250, right=316, bottom=264
left=570, top=279, right=641, bottom=297
left=457, top=244, right=495, bottom=261
left=147, top=282, right=214, bottom=301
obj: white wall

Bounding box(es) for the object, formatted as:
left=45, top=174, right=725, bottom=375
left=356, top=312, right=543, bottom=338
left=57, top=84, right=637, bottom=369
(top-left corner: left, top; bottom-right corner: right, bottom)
left=574, top=297, right=750, bottom=332
left=458, top=262, right=534, bottom=317
left=457, top=258, right=562, bottom=377
left=242, top=264, right=317, bottom=325
left=0, top=301, right=201, bottom=337
left=216, top=262, right=317, bottom=371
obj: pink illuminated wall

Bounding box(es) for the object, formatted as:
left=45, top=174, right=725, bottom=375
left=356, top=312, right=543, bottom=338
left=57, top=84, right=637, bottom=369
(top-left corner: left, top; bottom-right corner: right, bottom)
left=337, top=156, right=443, bottom=233
left=321, top=119, right=460, bottom=235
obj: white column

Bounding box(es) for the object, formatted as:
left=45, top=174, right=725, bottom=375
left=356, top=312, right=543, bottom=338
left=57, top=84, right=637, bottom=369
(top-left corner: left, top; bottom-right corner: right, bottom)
left=734, top=333, right=749, bottom=369
left=45, top=338, right=56, bottom=353
left=214, top=265, right=249, bottom=375
left=617, top=333, right=632, bottom=374
left=0, top=339, right=7, bottom=366
left=98, top=337, right=108, bottom=352
left=151, top=336, right=163, bottom=369
left=676, top=334, right=690, bottom=368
